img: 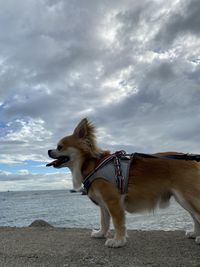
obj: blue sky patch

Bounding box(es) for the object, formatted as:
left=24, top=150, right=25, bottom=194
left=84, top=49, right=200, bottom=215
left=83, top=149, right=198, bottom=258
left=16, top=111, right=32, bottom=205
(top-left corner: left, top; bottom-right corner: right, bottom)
left=0, top=160, right=69, bottom=175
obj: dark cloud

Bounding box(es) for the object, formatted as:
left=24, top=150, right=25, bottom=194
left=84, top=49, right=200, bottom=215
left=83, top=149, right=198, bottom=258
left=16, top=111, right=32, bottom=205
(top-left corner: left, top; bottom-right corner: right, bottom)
left=155, top=0, right=200, bottom=45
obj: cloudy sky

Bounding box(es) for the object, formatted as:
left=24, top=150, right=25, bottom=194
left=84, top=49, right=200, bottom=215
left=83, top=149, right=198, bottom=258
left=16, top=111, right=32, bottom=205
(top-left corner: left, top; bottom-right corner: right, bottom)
left=0, top=0, right=200, bottom=192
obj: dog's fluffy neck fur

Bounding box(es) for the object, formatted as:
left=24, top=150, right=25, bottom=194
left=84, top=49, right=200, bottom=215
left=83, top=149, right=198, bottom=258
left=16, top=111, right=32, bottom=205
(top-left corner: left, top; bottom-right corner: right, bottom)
left=70, top=158, right=84, bottom=190
left=70, top=150, right=111, bottom=190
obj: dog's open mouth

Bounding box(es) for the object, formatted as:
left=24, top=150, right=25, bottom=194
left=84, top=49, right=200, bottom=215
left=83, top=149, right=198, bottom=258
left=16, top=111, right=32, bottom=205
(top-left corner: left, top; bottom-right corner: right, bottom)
left=46, top=156, right=70, bottom=168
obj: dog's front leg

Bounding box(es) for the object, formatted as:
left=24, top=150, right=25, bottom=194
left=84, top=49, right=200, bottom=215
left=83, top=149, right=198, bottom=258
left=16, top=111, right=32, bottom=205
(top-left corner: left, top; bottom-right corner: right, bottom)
left=104, top=199, right=126, bottom=248
left=91, top=205, right=110, bottom=238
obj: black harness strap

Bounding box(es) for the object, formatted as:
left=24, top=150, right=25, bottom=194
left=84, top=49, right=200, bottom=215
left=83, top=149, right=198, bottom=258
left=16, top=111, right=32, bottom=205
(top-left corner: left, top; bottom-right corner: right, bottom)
left=132, top=152, right=200, bottom=162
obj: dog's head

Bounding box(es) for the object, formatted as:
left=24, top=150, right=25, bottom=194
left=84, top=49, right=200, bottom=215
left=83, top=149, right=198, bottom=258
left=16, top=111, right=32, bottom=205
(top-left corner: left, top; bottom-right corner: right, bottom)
left=47, top=118, right=101, bottom=170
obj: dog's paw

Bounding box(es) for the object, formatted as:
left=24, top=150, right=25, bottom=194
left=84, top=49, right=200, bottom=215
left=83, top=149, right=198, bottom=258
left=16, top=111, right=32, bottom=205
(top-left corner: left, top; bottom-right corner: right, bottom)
left=185, top=231, right=196, bottom=239
left=105, top=237, right=126, bottom=248
left=91, top=229, right=106, bottom=239
left=195, top=236, right=200, bottom=244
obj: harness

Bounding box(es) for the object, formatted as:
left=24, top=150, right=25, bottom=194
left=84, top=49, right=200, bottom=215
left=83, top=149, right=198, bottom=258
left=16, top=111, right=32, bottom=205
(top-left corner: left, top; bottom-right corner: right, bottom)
left=83, top=151, right=200, bottom=195
left=83, top=151, right=132, bottom=194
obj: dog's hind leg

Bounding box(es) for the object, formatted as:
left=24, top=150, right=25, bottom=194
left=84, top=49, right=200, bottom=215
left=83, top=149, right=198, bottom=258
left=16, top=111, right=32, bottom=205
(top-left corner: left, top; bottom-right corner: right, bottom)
left=186, top=197, right=200, bottom=244
left=173, top=189, right=200, bottom=244
left=186, top=214, right=200, bottom=244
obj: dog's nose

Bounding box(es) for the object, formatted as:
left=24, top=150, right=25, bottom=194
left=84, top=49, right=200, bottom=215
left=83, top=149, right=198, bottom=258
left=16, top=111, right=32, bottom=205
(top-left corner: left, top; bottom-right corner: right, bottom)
left=48, top=150, right=52, bottom=157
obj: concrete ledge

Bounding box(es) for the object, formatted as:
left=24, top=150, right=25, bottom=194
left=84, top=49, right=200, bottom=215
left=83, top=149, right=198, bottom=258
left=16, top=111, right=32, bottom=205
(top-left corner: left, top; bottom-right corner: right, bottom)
left=0, top=227, right=199, bottom=267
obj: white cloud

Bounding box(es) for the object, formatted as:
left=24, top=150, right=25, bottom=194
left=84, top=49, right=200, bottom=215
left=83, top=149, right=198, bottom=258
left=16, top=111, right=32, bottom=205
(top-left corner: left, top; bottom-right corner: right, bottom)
left=0, top=172, right=72, bottom=192
left=5, top=118, right=52, bottom=142
left=18, top=169, right=29, bottom=175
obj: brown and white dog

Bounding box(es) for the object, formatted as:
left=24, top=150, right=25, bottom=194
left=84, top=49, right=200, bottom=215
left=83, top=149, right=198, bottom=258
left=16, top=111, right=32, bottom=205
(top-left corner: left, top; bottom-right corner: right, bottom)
left=47, top=118, right=200, bottom=247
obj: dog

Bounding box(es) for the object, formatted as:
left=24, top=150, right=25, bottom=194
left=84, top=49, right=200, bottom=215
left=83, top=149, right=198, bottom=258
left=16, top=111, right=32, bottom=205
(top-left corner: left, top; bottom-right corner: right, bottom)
left=47, top=118, right=200, bottom=247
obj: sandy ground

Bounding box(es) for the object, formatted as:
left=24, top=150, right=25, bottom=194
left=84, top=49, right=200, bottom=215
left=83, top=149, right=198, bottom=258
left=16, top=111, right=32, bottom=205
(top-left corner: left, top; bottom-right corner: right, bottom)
left=0, top=227, right=200, bottom=267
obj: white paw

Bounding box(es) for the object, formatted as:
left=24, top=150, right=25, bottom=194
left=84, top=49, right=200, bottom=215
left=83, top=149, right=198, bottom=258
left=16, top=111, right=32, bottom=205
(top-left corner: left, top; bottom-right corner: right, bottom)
left=185, top=231, right=196, bottom=239
left=91, top=229, right=106, bottom=239
left=195, top=236, right=200, bottom=244
left=105, top=237, right=126, bottom=248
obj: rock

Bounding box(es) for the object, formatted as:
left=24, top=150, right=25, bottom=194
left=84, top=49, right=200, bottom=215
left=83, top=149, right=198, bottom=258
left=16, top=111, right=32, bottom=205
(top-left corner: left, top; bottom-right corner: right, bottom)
left=29, top=220, right=53, bottom=228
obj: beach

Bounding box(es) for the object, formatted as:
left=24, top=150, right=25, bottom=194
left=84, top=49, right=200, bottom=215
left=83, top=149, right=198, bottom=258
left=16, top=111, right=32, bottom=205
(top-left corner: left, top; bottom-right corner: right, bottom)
left=0, top=226, right=199, bottom=267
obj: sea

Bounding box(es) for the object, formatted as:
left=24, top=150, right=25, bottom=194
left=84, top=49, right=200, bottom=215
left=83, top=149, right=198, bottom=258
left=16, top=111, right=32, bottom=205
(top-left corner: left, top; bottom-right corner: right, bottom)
left=0, top=190, right=193, bottom=231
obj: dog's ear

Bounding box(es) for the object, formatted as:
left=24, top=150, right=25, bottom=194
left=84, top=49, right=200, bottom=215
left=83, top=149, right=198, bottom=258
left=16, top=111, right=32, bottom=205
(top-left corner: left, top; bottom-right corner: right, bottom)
left=73, top=118, right=89, bottom=139
left=73, top=118, right=101, bottom=158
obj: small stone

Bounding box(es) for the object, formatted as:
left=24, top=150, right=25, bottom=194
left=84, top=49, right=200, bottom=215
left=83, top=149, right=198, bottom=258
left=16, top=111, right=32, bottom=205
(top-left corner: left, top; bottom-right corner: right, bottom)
left=29, top=220, right=53, bottom=228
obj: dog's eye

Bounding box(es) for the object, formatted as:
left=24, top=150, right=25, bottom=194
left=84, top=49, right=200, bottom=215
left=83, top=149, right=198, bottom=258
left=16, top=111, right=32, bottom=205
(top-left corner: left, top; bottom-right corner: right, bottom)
left=57, top=145, right=62, bottom=151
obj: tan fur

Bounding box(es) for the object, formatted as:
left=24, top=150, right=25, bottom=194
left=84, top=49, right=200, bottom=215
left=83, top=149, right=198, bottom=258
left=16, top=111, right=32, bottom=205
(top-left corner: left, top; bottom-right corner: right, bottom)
left=48, top=118, right=200, bottom=247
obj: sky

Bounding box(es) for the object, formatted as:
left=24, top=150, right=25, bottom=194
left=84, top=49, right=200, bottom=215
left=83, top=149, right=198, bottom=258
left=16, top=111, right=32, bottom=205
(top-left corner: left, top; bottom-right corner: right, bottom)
left=0, top=0, right=200, bottom=192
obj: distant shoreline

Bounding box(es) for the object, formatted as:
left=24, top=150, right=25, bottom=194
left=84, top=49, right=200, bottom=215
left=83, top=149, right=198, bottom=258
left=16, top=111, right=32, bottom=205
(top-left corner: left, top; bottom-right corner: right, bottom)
left=0, top=227, right=199, bottom=267
left=0, top=188, right=73, bottom=193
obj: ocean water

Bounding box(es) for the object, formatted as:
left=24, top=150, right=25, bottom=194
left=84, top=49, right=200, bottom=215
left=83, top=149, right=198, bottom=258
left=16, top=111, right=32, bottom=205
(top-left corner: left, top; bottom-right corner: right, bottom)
left=0, top=190, right=193, bottom=231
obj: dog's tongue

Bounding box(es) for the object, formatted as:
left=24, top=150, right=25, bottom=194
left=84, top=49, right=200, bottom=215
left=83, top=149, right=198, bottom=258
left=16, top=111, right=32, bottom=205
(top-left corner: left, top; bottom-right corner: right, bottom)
left=46, top=159, right=59, bottom=167
left=46, top=156, right=70, bottom=167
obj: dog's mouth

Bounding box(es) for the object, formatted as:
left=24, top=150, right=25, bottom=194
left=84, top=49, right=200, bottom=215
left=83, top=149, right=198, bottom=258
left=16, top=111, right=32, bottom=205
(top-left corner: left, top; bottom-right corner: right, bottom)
left=46, top=156, right=70, bottom=168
